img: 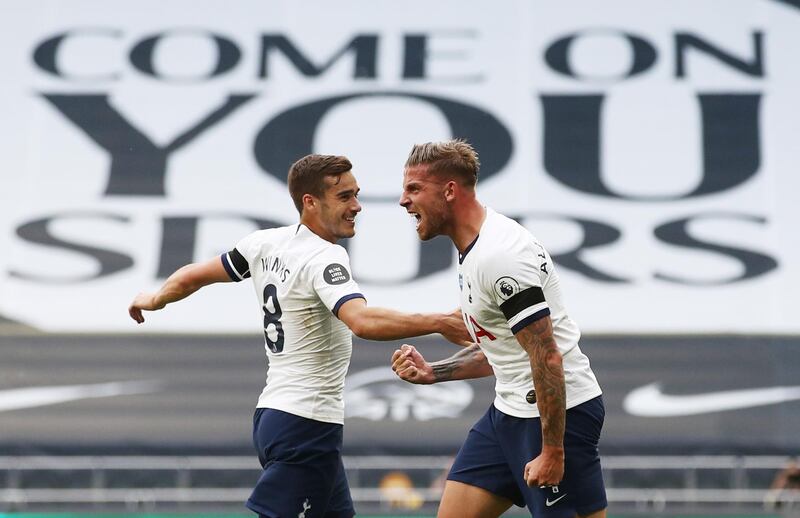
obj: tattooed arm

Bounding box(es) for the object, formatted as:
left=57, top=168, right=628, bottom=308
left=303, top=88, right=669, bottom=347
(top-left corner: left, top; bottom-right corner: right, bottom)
left=517, top=315, right=566, bottom=487
left=391, top=343, right=493, bottom=384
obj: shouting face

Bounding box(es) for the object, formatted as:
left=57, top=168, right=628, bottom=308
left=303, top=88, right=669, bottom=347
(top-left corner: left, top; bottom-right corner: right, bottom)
left=399, top=166, right=451, bottom=241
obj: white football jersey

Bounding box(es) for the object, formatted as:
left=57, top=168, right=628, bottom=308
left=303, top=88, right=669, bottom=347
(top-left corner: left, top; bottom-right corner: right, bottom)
left=457, top=208, right=601, bottom=418
left=221, top=224, right=364, bottom=424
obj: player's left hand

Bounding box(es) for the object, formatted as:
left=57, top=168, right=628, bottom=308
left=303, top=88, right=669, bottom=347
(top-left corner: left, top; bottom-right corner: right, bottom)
left=392, top=344, right=435, bottom=384
left=440, top=308, right=471, bottom=346
left=523, top=447, right=564, bottom=487
left=128, top=292, right=161, bottom=323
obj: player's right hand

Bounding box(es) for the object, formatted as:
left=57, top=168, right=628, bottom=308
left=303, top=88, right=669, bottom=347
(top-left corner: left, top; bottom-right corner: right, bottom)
left=391, top=344, right=435, bottom=384
left=440, top=308, right=472, bottom=346
left=524, top=448, right=565, bottom=487
left=128, top=292, right=160, bottom=324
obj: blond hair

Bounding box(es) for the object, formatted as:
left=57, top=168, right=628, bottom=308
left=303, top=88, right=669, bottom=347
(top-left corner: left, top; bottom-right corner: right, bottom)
left=404, top=139, right=480, bottom=187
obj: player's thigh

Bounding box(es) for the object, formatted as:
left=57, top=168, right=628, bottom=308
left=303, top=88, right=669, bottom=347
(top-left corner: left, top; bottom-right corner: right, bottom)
left=493, top=398, right=607, bottom=516
left=438, top=480, right=513, bottom=518
left=247, top=409, right=346, bottom=518
left=447, top=406, right=526, bottom=507
left=249, top=458, right=339, bottom=518
left=323, top=457, right=355, bottom=518
left=561, top=396, right=607, bottom=516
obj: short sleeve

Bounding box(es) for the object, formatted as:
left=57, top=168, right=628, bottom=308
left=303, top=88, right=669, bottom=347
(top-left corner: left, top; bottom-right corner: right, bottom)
left=311, top=245, right=365, bottom=316
left=220, top=231, right=260, bottom=282
left=483, top=243, right=550, bottom=334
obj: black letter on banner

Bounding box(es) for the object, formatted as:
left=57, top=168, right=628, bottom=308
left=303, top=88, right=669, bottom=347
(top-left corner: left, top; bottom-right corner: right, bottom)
left=157, top=215, right=283, bottom=278
left=675, top=32, right=764, bottom=78
left=544, top=30, right=656, bottom=81
left=519, top=213, right=629, bottom=283
left=696, top=94, right=761, bottom=196
left=33, top=29, right=122, bottom=81
left=258, top=35, right=377, bottom=78
left=41, top=94, right=255, bottom=196
left=541, top=93, right=761, bottom=200
left=11, top=213, right=134, bottom=283
left=653, top=213, right=777, bottom=285
left=254, top=92, right=512, bottom=185
left=403, top=32, right=483, bottom=82
left=130, top=30, right=241, bottom=81
left=403, top=35, right=427, bottom=78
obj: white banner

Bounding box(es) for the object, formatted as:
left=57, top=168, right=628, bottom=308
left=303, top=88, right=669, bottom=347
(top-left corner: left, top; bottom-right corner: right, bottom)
left=1, top=0, right=798, bottom=333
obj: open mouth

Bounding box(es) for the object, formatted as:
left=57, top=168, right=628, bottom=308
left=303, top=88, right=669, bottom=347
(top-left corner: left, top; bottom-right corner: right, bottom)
left=408, top=212, right=421, bottom=230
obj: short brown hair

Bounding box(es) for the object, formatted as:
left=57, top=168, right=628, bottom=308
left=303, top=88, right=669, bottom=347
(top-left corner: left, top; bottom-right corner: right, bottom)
left=288, top=154, right=352, bottom=214
left=404, top=139, right=480, bottom=187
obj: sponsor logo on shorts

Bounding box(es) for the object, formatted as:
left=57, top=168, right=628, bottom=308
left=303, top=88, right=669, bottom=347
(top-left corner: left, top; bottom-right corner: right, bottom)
left=545, top=493, right=567, bottom=506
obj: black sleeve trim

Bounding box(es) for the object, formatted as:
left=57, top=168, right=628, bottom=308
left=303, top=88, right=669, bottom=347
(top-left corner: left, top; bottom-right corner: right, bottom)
left=500, top=286, right=546, bottom=321
left=511, top=308, right=551, bottom=334
left=333, top=293, right=366, bottom=317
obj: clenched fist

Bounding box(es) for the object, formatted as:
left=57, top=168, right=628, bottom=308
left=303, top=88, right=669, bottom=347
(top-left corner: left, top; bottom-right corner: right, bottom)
left=391, top=344, right=435, bottom=384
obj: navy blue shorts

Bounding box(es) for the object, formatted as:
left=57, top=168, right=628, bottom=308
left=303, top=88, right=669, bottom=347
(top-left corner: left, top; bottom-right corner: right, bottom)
left=448, top=396, right=607, bottom=517
left=247, top=408, right=355, bottom=518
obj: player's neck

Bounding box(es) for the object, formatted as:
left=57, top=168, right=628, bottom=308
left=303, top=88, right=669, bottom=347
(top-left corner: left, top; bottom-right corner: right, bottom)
left=450, top=200, right=485, bottom=254
left=299, top=218, right=337, bottom=244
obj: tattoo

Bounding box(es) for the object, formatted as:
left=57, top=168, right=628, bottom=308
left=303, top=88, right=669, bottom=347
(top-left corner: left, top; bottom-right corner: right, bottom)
left=432, top=362, right=458, bottom=382
left=516, top=317, right=566, bottom=448
left=431, top=344, right=487, bottom=382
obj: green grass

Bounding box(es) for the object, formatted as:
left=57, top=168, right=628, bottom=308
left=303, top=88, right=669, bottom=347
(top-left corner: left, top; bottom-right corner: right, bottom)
left=0, top=515, right=783, bottom=518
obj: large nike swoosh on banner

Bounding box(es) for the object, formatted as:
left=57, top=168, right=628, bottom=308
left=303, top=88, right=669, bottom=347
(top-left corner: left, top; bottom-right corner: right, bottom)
left=0, top=380, right=163, bottom=412
left=623, top=383, right=800, bottom=417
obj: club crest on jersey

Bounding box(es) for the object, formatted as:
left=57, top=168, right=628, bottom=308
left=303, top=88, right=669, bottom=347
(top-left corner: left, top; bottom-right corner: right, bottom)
left=323, top=263, right=350, bottom=285
left=494, top=276, right=520, bottom=300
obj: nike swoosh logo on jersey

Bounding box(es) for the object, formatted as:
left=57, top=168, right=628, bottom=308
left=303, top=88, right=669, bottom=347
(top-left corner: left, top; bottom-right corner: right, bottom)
left=623, top=382, right=800, bottom=417
left=545, top=493, right=567, bottom=506
left=0, top=380, right=162, bottom=412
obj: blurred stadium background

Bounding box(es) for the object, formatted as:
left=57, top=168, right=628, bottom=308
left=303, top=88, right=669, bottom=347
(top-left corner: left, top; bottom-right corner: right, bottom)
left=1, top=0, right=799, bottom=516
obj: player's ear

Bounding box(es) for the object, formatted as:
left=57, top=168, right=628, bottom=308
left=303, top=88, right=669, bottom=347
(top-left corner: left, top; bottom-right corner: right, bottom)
left=302, top=193, right=316, bottom=212
left=444, top=180, right=457, bottom=202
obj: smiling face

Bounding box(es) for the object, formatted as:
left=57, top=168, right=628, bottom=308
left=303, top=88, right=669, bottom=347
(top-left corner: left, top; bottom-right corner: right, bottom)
left=399, top=165, right=451, bottom=241
left=313, top=171, right=361, bottom=241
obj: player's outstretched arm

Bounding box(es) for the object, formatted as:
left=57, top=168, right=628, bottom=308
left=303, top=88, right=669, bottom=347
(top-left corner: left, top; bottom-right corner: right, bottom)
left=337, top=299, right=471, bottom=345
left=391, top=344, right=492, bottom=384
left=516, top=315, right=566, bottom=488
left=128, top=257, right=233, bottom=323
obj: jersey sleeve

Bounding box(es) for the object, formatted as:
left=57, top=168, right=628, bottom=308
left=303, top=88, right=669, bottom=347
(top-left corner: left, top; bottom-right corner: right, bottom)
left=311, top=245, right=365, bottom=317
left=483, top=242, right=550, bottom=334
left=220, top=231, right=259, bottom=282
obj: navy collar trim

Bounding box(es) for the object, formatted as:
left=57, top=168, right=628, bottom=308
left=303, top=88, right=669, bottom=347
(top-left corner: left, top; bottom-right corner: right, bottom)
left=458, top=234, right=480, bottom=264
